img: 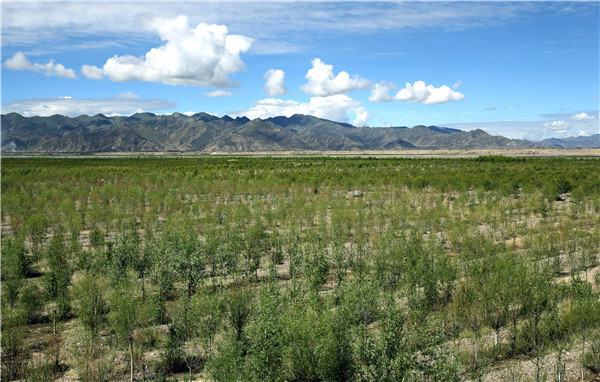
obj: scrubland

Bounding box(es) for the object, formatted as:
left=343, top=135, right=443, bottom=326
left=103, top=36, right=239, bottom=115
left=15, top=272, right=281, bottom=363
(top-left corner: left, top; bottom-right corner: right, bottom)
left=2, top=156, right=599, bottom=381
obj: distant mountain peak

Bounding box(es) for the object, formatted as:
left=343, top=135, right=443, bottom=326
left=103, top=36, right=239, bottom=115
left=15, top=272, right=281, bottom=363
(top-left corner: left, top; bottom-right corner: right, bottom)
left=1, top=112, right=548, bottom=152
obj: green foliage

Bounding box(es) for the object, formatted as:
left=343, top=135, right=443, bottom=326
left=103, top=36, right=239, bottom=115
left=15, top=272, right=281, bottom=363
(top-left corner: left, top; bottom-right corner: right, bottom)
left=2, top=156, right=599, bottom=381
left=303, top=245, right=330, bottom=293
left=175, top=227, right=204, bottom=298
left=24, top=212, right=48, bottom=259
left=20, top=282, right=45, bottom=324
left=193, top=291, right=223, bottom=354
left=316, top=309, right=355, bottom=382
left=564, top=294, right=600, bottom=336
left=225, top=285, right=253, bottom=343
left=2, top=236, right=33, bottom=279
left=109, top=278, right=142, bottom=346
left=208, top=332, right=246, bottom=382
left=584, top=330, right=600, bottom=373
left=73, top=272, right=108, bottom=338
left=245, top=221, right=269, bottom=281
left=160, top=324, right=187, bottom=374
left=70, top=327, right=115, bottom=382
left=280, top=303, right=321, bottom=381
left=340, top=276, right=380, bottom=327
left=109, top=223, right=140, bottom=283
left=475, top=155, right=525, bottom=163
left=244, top=282, right=285, bottom=382
left=44, top=233, right=73, bottom=319
left=2, top=237, right=33, bottom=309
left=1, top=312, right=29, bottom=381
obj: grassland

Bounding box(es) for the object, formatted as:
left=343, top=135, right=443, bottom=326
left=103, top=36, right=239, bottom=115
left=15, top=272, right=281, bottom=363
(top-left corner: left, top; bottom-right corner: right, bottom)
left=2, top=156, right=600, bottom=381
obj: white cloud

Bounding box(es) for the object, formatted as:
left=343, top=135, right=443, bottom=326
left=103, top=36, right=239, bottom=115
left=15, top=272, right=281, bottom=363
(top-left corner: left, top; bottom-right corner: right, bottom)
left=300, top=58, right=371, bottom=96
left=263, top=69, right=287, bottom=96
left=353, top=110, right=370, bottom=127
left=452, top=80, right=462, bottom=89
left=115, top=92, right=140, bottom=100
left=234, top=94, right=370, bottom=126
left=1, top=2, right=539, bottom=50
left=84, top=15, right=253, bottom=87
left=369, top=81, right=466, bottom=104
left=2, top=93, right=175, bottom=117
left=3, top=51, right=77, bottom=79
left=543, top=120, right=569, bottom=130
left=81, top=64, right=104, bottom=80
left=204, top=90, right=232, bottom=97
left=571, top=112, right=595, bottom=120
left=446, top=118, right=599, bottom=141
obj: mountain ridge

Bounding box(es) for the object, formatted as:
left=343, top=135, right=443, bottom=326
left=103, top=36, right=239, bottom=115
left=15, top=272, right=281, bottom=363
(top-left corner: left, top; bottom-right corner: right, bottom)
left=2, top=112, right=586, bottom=153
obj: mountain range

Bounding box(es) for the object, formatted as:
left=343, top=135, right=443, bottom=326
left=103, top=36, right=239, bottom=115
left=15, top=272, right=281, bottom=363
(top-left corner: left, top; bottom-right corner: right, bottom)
left=1, top=112, right=598, bottom=153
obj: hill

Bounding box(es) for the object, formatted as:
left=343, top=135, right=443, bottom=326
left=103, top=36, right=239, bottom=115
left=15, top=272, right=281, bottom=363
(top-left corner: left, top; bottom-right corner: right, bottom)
left=539, top=134, right=600, bottom=149
left=1, top=112, right=548, bottom=152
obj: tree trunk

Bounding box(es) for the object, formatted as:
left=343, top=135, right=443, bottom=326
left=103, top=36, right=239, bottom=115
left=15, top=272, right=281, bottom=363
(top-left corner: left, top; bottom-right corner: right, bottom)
left=474, top=333, right=480, bottom=382
left=494, top=329, right=498, bottom=348
left=130, top=336, right=134, bottom=382
left=581, top=332, right=586, bottom=382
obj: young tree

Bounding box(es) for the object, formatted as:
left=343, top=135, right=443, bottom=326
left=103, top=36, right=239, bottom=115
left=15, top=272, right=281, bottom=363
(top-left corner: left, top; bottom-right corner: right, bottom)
left=73, top=272, right=108, bottom=340
left=316, top=308, right=355, bottom=381
left=176, top=228, right=204, bottom=298
left=25, top=212, right=48, bottom=260
left=564, top=279, right=600, bottom=382
left=225, top=284, right=253, bottom=344
left=110, top=223, right=140, bottom=284
left=45, top=233, right=73, bottom=319
left=20, top=283, right=45, bottom=324
left=245, top=281, right=284, bottom=382
left=194, top=290, right=223, bottom=354
left=1, top=236, right=30, bottom=308
left=520, top=263, right=555, bottom=382
left=453, top=276, right=485, bottom=381
left=245, top=221, right=268, bottom=282
left=109, top=278, right=143, bottom=382
left=303, top=245, right=330, bottom=295
left=331, top=244, right=350, bottom=290
left=2, top=236, right=33, bottom=279
left=1, top=311, right=29, bottom=381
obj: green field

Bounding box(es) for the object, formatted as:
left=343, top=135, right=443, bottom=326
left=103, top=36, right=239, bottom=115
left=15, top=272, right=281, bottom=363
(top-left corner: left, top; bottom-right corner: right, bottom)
left=2, top=156, right=600, bottom=381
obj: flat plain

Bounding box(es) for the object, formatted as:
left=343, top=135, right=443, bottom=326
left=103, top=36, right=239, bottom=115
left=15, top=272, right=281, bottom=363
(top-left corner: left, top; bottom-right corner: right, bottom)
left=4, top=148, right=599, bottom=159
left=2, top=155, right=599, bottom=381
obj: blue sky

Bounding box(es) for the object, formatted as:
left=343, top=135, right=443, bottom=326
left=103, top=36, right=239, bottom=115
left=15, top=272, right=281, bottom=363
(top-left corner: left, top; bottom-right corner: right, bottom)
left=1, top=1, right=598, bottom=140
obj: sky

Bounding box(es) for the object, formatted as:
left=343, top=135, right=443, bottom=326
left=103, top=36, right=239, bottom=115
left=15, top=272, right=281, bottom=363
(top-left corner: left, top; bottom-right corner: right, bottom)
left=1, top=1, right=599, bottom=141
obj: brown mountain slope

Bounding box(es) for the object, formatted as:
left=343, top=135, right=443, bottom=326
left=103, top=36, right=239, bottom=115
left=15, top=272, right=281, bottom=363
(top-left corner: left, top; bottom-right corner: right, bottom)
left=1, top=112, right=548, bottom=152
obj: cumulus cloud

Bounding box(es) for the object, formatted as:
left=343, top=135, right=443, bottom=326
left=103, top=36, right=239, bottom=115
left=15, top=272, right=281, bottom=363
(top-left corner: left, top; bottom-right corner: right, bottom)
left=3, top=51, right=77, bottom=79
left=452, top=80, right=462, bottom=89
left=235, top=94, right=370, bottom=126
left=263, top=69, right=287, bottom=96
left=2, top=93, right=175, bottom=117
left=447, top=119, right=598, bottom=141
left=204, top=90, right=232, bottom=97
left=301, top=58, right=371, bottom=96
left=353, top=109, right=370, bottom=127
left=82, top=15, right=253, bottom=87
left=543, top=120, right=569, bottom=131
left=571, top=112, right=595, bottom=120
left=369, top=81, right=465, bottom=104
left=81, top=64, right=104, bottom=80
